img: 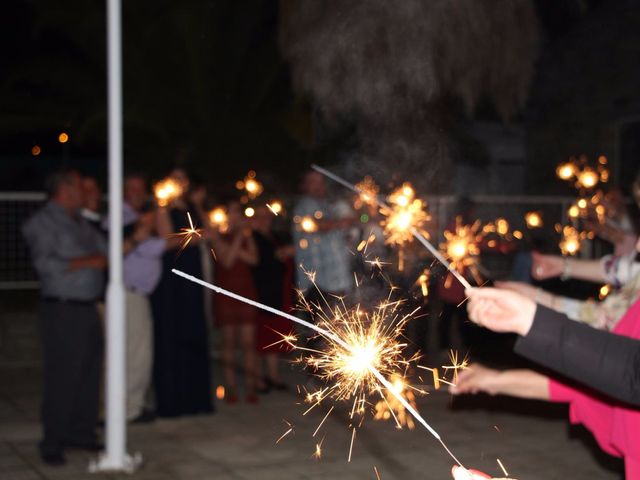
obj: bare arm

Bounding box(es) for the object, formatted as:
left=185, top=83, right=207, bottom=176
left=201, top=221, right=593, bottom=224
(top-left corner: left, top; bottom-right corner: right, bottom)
left=450, top=364, right=550, bottom=401
left=531, top=252, right=605, bottom=283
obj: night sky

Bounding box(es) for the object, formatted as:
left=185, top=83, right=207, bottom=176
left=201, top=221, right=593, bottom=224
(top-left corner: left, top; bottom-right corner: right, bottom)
left=0, top=0, right=622, bottom=192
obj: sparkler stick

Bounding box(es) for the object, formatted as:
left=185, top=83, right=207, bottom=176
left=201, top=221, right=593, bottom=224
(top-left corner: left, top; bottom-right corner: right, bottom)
left=310, top=164, right=472, bottom=289
left=171, top=268, right=463, bottom=467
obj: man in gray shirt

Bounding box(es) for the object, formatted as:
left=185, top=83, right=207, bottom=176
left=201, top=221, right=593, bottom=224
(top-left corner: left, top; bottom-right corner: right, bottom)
left=22, top=169, right=107, bottom=466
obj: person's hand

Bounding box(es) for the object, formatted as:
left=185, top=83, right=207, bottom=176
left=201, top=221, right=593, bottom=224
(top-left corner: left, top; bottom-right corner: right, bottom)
left=449, top=364, right=501, bottom=396
left=465, top=288, right=536, bottom=336
left=494, top=281, right=538, bottom=301
left=531, top=252, right=564, bottom=280
left=452, top=465, right=512, bottom=479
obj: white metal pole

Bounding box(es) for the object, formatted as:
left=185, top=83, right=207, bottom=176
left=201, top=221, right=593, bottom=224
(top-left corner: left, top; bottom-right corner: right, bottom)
left=90, top=0, right=139, bottom=472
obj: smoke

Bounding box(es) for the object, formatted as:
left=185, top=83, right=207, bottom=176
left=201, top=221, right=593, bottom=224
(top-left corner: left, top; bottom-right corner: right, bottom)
left=279, top=0, right=539, bottom=188
left=280, top=0, right=538, bottom=122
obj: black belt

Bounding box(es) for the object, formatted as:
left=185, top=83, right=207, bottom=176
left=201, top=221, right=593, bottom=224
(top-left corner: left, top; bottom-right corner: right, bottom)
left=42, top=296, right=97, bottom=306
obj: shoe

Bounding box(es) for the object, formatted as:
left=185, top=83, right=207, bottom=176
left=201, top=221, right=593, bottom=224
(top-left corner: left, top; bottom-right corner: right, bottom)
left=40, top=448, right=66, bottom=466
left=246, top=393, right=259, bottom=404
left=130, top=410, right=156, bottom=424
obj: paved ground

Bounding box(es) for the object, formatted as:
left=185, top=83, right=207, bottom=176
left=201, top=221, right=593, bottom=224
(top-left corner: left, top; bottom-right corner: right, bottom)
left=0, top=292, right=625, bottom=480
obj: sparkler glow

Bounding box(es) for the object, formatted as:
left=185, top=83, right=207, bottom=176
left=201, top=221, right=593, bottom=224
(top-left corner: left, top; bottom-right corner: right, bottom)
left=173, top=212, right=202, bottom=254
left=380, top=183, right=431, bottom=247
left=440, top=218, right=483, bottom=288
left=354, top=176, right=379, bottom=209
left=154, top=177, right=183, bottom=207
left=524, top=211, right=543, bottom=228
left=267, top=200, right=284, bottom=216
left=236, top=170, right=264, bottom=199
left=208, top=206, right=228, bottom=232
left=171, top=268, right=463, bottom=466
left=298, top=215, right=319, bottom=233
left=558, top=224, right=584, bottom=255
left=310, top=164, right=472, bottom=289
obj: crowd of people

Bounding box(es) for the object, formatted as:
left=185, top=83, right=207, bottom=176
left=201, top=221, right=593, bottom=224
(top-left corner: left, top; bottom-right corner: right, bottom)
left=21, top=163, right=640, bottom=479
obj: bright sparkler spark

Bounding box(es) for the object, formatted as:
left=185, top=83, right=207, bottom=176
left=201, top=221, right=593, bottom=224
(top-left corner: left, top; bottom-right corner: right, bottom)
left=440, top=217, right=483, bottom=287
left=380, top=183, right=431, bottom=247
left=171, top=268, right=464, bottom=467
left=208, top=206, right=228, bottom=232
left=442, top=350, right=469, bottom=384
left=298, top=216, right=318, bottom=233
left=558, top=224, right=584, bottom=256
left=172, top=212, right=202, bottom=254
left=267, top=200, right=283, bottom=216
left=524, top=211, right=543, bottom=229
left=354, top=176, right=379, bottom=209
left=374, top=373, right=418, bottom=430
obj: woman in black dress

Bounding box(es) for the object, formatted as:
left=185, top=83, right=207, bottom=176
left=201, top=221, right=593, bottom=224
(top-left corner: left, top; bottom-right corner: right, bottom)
left=151, top=168, right=213, bottom=416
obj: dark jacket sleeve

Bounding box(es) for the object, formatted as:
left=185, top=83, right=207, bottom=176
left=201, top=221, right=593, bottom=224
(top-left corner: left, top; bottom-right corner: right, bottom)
left=514, top=305, right=640, bottom=406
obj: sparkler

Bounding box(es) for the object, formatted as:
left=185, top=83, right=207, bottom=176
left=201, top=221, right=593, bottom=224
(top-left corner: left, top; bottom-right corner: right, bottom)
left=297, top=215, right=319, bottom=233
left=267, top=200, right=284, bottom=216
left=311, top=164, right=472, bottom=289
left=557, top=224, right=584, bottom=256
left=354, top=176, right=379, bottom=209
left=236, top=170, right=264, bottom=200
left=208, top=206, right=228, bottom=233
left=524, top=211, right=543, bottom=229
left=171, top=268, right=463, bottom=466
left=154, top=177, right=183, bottom=207
left=173, top=212, right=202, bottom=254
left=380, top=183, right=431, bottom=247
left=440, top=218, right=483, bottom=288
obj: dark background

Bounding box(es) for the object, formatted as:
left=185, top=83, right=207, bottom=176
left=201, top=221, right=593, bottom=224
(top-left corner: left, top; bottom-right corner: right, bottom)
left=1, top=0, right=638, bottom=193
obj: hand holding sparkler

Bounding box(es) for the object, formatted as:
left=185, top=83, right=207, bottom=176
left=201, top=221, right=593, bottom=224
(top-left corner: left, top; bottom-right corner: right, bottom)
left=465, top=288, right=536, bottom=337
left=531, top=252, right=564, bottom=280
left=452, top=465, right=514, bottom=480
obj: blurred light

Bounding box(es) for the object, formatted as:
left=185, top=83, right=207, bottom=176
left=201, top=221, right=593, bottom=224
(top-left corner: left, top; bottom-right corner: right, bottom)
left=313, top=210, right=323, bottom=219
left=31, top=145, right=41, bottom=156
left=244, top=207, right=255, bottom=218
left=300, top=216, right=318, bottom=232
left=58, top=132, right=69, bottom=144
left=215, top=385, right=225, bottom=400
left=267, top=200, right=283, bottom=216
left=556, top=162, right=577, bottom=180
left=360, top=214, right=369, bottom=223
left=599, top=284, right=611, bottom=300
left=524, top=211, right=543, bottom=229
left=577, top=168, right=599, bottom=189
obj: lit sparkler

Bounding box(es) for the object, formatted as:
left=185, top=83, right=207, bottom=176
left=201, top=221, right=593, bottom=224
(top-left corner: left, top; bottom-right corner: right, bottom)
left=172, top=212, right=202, bottom=254
left=154, top=177, right=183, bottom=207
left=236, top=170, right=264, bottom=200
left=267, top=200, right=284, bottom=216
left=310, top=164, right=473, bottom=289
left=558, top=224, right=584, bottom=256
left=440, top=217, right=483, bottom=287
left=297, top=215, right=319, bottom=233
left=354, top=176, right=379, bottom=209
left=524, top=211, right=543, bottom=229
left=208, top=206, right=228, bottom=232
left=171, top=268, right=463, bottom=466
left=373, top=373, right=420, bottom=430
left=380, top=183, right=431, bottom=247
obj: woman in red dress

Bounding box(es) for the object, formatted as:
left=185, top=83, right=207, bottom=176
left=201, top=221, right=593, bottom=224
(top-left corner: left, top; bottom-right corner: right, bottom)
left=250, top=205, right=294, bottom=391
left=210, top=199, right=259, bottom=403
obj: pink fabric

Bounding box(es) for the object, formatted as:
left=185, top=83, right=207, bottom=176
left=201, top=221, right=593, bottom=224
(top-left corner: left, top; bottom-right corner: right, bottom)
left=548, top=298, right=640, bottom=478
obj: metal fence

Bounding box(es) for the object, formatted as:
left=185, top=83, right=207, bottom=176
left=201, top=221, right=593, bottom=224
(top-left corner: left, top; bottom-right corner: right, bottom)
left=0, top=191, right=591, bottom=290
left=0, top=192, right=46, bottom=289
